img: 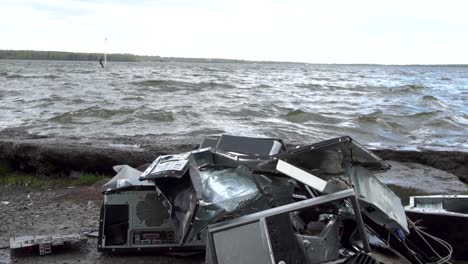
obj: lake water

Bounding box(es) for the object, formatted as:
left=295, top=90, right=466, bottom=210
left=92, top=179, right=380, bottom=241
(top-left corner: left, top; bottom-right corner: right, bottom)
left=0, top=60, right=467, bottom=150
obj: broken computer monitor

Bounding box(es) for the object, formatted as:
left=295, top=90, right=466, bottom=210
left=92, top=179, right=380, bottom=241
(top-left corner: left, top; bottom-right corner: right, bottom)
left=206, top=214, right=307, bottom=264
left=206, top=189, right=370, bottom=264
left=200, top=134, right=287, bottom=156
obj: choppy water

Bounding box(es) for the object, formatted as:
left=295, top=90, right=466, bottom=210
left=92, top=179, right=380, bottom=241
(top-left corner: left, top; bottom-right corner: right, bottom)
left=0, top=60, right=467, bottom=150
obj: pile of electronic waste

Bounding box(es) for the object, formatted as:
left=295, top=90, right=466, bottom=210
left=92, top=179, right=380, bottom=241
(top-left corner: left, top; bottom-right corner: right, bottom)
left=98, top=135, right=458, bottom=264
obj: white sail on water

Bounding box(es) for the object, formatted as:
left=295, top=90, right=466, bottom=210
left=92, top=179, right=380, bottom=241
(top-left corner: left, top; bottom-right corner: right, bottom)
left=104, top=37, right=107, bottom=67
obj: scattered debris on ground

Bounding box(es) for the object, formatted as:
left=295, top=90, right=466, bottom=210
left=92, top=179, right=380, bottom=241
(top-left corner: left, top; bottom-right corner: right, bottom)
left=1, top=134, right=467, bottom=264
left=10, top=233, right=87, bottom=256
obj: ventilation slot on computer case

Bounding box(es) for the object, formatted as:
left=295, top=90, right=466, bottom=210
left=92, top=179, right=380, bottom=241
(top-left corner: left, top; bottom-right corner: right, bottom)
left=136, top=193, right=169, bottom=227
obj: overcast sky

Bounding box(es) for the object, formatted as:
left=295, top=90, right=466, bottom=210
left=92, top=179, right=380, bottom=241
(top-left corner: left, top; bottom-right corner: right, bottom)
left=1, top=0, right=467, bottom=64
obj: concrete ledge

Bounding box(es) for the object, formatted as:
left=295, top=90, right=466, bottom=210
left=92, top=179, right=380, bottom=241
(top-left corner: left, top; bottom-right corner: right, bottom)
left=0, top=130, right=466, bottom=182
left=373, top=149, right=468, bottom=182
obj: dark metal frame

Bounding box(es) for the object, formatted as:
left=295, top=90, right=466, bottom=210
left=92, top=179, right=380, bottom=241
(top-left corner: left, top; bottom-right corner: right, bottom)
left=206, top=189, right=370, bottom=264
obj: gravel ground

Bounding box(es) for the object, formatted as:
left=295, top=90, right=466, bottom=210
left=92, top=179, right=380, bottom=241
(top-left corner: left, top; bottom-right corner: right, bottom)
left=0, top=185, right=204, bottom=264
left=0, top=161, right=466, bottom=264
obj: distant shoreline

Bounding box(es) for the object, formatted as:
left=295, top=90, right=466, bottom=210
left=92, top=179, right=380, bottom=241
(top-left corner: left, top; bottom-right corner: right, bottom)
left=1, top=49, right=467, bottom=66
left=0, top=49, right=298, bottom=64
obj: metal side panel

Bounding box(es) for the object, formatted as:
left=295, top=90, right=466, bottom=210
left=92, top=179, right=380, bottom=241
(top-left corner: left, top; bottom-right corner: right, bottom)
left=350, top=166, right=409, bottom=234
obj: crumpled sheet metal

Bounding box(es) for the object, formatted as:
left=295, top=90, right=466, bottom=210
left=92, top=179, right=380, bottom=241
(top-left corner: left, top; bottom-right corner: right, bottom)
left=140, top=151, right=194, bottom=180
left=281, top=136, right=390, bottom=175
left=140, top=148, right=221, bottom=181
left=190, top=165, right=259, bottom=212
left=350, top=166, right=409, bottom=234
left=143, top=149, right=268, bottom=244
left=145, top=147, right=296, bottom=245
left=101, top=165, right=153, bottom=193
left=185, top=161, right=295, bottom=243
left=185, top=165, right=262, bottom=243
left=209, top=136, right=391, bottom=177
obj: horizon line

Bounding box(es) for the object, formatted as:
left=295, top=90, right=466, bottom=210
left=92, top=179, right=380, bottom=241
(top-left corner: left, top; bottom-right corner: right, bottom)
left=1, top=49, right=467, bottom=67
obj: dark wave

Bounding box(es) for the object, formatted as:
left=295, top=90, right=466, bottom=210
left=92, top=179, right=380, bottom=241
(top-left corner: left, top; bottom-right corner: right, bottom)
left=133, top=107, right=175, bottom=122
left=62, top=82, right=79, bottom=86
left=48, top=107, right=130, bottom=124
left=183, top=128, right=227, bottom=136
left=226, top=108, right=267, bottom=118
left=404, top=111, right=441, bottom=119
left=422, top=95, right=439, bottom=101
left=131, top=79, right=236, bottom=92
left=39, top=74, right=61, bottom=79
left=199, top=66, right=221, bottom=72
left=392, top=71, right=416, bottom=77
left=131, top=79, right=181, bottom=87
left=6, top=74, right=25, bottom=79
left=197, top=81, right=236, bottom=89
left=146, top=128, right=227, bottom=138
left=389, top=84, right=427, bottom=93
left=71, top=99, right=87, bottom=104
left=6, top=74, right=60, bottom=79
left=296, top=83, right=323, bottom=90
left=73, top=70, right=95, bottom=74
left=121, top=96, right=144, bottom=101
left=357, top=110, right=442, bottom=130
left=283, top=109, right=342, bottom=124
left=357, top=110, right=383, bottom=122
left=48, top=106, right=175, bottom=124
left=322, top=84, right=358, bottom=91
left=253, top=84, right=272, bottom=89
left=420, top=95, right=449, bottom=110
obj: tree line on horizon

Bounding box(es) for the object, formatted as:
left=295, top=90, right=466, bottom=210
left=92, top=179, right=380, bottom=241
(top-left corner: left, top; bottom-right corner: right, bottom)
left=0, top=49, right=252, bottom=63
left=8, top=49, right=460, bottom=65
left=0, top=49, right=160, bottom=62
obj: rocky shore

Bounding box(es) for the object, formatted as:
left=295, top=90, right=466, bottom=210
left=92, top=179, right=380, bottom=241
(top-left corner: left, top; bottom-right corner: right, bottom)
left=0, top=129, right=466, bottom=182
